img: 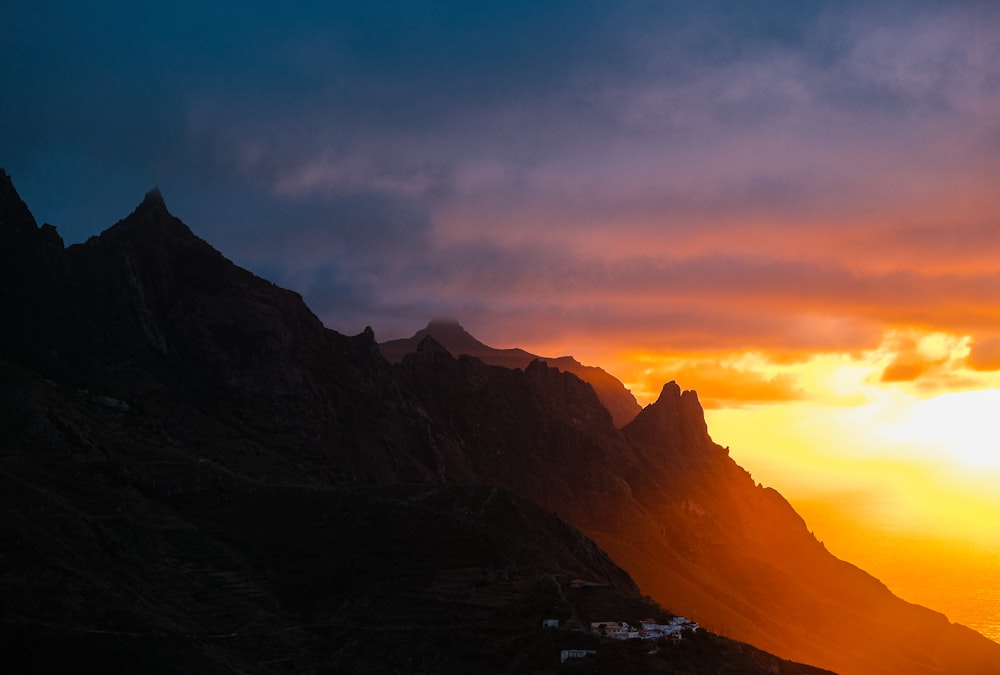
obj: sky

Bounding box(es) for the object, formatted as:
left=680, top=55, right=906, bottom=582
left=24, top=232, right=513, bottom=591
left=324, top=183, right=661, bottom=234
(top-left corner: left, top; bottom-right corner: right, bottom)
left=4, top=0, right=1000, bottom=635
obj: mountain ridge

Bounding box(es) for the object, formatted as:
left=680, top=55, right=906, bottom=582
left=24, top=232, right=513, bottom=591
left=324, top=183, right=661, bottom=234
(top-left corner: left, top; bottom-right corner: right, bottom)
left=3, top=172, right=1000, bottom=674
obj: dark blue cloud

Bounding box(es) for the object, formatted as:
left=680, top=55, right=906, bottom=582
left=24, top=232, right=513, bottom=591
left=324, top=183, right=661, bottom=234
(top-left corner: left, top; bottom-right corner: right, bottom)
left=3, top=0, right=1000, bottom=353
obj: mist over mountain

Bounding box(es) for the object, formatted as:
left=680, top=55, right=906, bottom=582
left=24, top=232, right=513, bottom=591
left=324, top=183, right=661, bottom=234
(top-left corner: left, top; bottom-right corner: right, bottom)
left=2, top=168, right=999, bottom=674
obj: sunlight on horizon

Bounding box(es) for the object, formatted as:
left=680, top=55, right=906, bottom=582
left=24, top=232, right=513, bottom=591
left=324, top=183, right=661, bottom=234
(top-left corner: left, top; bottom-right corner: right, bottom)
left=558, top=326, right=1000, bottom=643
left=509, top=325, right=1000, bottom=641
left=704, top=392, right=1000, bottom=644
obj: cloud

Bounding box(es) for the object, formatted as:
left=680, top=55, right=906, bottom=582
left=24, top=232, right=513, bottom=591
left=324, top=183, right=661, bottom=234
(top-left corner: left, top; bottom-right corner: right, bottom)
left=5, top=1, right=1000, bottom=388
left=967, top=338, right=1000, bottom=372
left=881, top=356, right=945, bottom=384
left=633, top=359, right=805, bottom=409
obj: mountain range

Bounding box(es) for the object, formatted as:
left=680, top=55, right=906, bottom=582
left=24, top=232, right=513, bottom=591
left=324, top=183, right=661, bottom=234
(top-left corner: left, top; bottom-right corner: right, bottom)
left=2, top=167, right=999, bottom=674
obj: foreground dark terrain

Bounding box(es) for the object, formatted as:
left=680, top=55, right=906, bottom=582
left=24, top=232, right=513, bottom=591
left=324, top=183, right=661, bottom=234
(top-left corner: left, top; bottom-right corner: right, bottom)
left=2, top=168, right=998, bottom=674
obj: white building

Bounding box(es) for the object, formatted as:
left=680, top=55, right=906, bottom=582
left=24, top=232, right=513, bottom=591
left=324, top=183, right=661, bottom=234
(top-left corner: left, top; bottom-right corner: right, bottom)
left=560, top=649, right=596, bottom=663
left=591, top=621, right=642, bottom=640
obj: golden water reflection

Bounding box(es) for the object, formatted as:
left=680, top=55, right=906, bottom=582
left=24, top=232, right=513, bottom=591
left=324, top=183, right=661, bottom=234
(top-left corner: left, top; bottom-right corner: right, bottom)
left=792, top=496, right=1000, bottom=644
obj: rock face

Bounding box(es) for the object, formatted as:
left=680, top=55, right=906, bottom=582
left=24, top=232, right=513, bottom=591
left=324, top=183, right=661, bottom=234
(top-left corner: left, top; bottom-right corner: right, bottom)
left=381, top=319, right=643, bottom=428
left=3, top=172, right=1000, bottom=675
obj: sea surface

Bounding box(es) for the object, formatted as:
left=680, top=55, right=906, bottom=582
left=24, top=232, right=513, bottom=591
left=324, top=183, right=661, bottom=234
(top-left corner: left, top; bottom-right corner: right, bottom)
left=792, top=497, right=1000, bottom=644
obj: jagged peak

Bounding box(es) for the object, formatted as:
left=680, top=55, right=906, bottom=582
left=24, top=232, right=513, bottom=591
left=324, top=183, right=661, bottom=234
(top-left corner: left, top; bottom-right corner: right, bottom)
left=128, top=186, right=173, bottom=223
left=651, top=380, right=702, bottom=409
left=658, top=380, right=682, bottom=402
left=623, top=379, right=714, bottom=451
left=681, top=388, right=702, bottom=406
left=96, top=185, right=203, bottom=249
left=0, top=167, right=40, bottom=236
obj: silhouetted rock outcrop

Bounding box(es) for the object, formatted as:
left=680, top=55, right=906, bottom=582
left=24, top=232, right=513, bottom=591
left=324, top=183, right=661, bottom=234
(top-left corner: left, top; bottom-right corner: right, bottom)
left=625, top=381, right=715, bottom=454
left=0, top=169, right=70, bottom=371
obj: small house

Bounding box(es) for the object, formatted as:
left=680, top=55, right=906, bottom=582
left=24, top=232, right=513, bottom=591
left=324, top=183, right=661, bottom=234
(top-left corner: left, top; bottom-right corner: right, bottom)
left=560, top=649, right=596, bottom=664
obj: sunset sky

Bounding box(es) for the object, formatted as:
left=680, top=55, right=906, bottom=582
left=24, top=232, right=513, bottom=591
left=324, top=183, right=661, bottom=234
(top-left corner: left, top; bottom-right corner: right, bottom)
left=5, top=0, right=1000, bottom=637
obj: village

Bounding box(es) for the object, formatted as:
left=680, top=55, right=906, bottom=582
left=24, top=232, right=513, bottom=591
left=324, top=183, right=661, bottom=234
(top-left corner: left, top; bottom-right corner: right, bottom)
left=587, top=616, right=699, bottom=641
left=543, top=614, right=700, bottom=664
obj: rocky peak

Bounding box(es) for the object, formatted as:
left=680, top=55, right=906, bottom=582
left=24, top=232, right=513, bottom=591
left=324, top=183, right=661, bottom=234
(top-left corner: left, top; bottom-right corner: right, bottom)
left=74, top=186, right=208, bottom=263
left=622, top=380, right=715, bottom=453
left=143, top=186, right=166, bottom=208
left=0, top=170, right=72, bottom=372
left=0, top=171, right=65, bottom=274
left=0, top=167, right=40, bottom=238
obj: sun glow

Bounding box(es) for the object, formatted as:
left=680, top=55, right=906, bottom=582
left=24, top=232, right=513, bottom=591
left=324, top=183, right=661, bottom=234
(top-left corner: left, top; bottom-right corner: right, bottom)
left=583, top=327, right=1000, bottom=640
left=875, top=389, right=1000, bottom=470
left=529, top=326, right=1000, bottom=616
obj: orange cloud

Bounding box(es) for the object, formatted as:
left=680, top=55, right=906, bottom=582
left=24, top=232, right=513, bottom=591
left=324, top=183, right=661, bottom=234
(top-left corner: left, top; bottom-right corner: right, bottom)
left=640, top=361, right=804, bottom=408
left=967, top=337, right=1000, bottom=372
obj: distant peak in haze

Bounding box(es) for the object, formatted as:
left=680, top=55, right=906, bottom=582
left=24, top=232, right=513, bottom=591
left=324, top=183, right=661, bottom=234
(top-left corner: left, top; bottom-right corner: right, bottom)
left=428, top=317, right=462, bottom=328
left=380, top=319, right=643, bottom=427
left=425, top=319, right=474, bottom=336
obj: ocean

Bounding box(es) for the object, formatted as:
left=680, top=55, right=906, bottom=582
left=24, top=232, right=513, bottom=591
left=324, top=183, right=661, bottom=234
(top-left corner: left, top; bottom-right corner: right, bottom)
left=792, top=497, right=1000, bottom=644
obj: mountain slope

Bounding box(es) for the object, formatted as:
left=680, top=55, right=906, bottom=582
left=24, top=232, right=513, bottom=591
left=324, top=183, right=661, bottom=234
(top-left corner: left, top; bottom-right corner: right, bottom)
left=3, top=170, right=1000, bottom=674
left=2, top=350, right=734, bottom=673
left=395, top=346, right=1000, bottom=674
left=0, top=358, right=647, bottom=673
left=381, top=319, right=642, bottom=427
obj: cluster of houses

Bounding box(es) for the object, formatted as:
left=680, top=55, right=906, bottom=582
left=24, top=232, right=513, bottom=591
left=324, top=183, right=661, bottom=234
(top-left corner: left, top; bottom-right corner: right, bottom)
left=590, top=617, right=699, bottom=641
left=543, top=616, right=698, bottom=641
left=552, top=617, right=700, bottom=664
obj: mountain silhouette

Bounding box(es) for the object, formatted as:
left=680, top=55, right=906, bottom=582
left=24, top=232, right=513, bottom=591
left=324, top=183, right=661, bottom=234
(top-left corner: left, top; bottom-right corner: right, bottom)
left=382, top=319, right=642, bottom=427
left=2, top=168, right=999, bottom=674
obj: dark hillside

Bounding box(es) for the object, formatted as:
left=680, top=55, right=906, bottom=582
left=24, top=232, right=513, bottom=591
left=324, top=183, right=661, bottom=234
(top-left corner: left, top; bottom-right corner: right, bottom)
left=3, top=170, right=999, bottom=674
left=0, top=357, right=828, bottom=673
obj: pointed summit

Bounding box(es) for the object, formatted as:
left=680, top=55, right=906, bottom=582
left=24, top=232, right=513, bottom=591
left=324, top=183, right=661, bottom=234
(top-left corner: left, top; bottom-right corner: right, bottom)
left=658, top=380, right=682, bottom=401
left=129, top=186, right=171, bottom=222
left=143, top=186, right=165, bottom=208
left=97, top=185, right=202, bottom=250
